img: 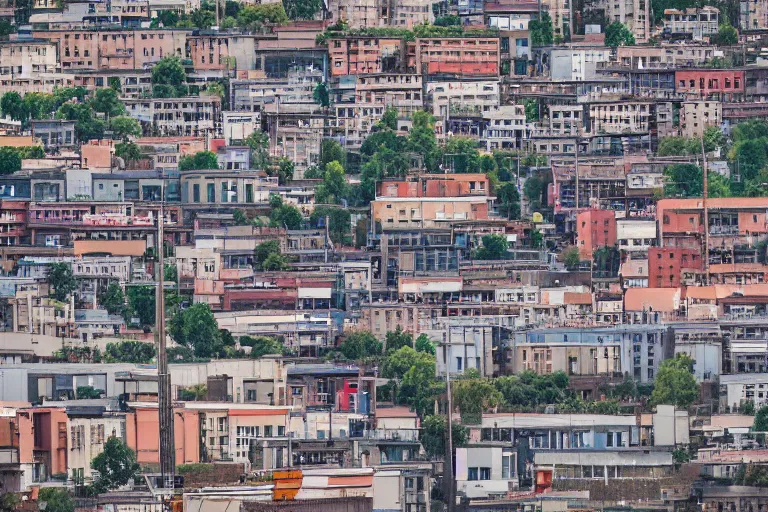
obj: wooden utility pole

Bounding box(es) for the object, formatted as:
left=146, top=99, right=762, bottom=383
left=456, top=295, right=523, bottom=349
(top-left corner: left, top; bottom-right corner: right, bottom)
left=156, top=187, right=175, bottom=490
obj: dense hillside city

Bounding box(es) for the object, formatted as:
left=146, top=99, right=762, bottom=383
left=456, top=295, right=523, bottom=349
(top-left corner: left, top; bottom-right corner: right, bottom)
left=2, top=0, right=768, bottom=511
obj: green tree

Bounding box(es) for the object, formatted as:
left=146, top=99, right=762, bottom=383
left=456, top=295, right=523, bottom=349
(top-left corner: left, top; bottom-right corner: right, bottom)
left=109, top=116, right=142, bottom=140
left=604, top=21, right=635, bottom=48
left=703, top=125, right=725, bottom=153
left=755, top=406, right=768, bottom=431
left=497, top=182, right=521, bottom=219
left=254, top=240, right=282, bottom=269
left=262, top=252, right=289, bottom=270
left=1, top=92, right=27, bottom=121
left=523, top=99, right=539, bottom=122
left=38, top=488, right=74, bottom=512
left=164, top=263, right=177, bottom=283
left=100, top=282, right=126, bottom=315
left=168, top=303, right=223, bottom=358
left=126, top=286, right=155, bottom=327
left=313, top=82, right=330, bottom=107
left=563, top=246, right=581, bottom=270
left=444, top=137, right=481, bottom=173
left=76, top=385, right=102, bottom=399
left=408, top=110, right=439, bottom=171
left=178, top=151, right=219, bottom=170
left=23, top=92, right=56, bottom=120
left=237, top=3, right=288, bottom=26
left=102, top=341, right=156, bottom=363
left=245, top=130, right=270, bottom=168
left=379, top=107, right=398, bottom=130
left=109, top=77, right=122, bottom=92
left=415, top=334, right=436, bottom=355
left=420, top=415, right=468, bottom=458
left=151, top=56, right=187, bottom=97
left=664, top=164, right=703, bottom=197
left=383, top=346, right=440, bottom=413
left=650, top=354, right=699, bottom=409
left=475, top=234, right=509, bottom=260
left=657, top=136, right=699, bottom=156
left=188, top=7, right=215, bottom=27
left=240, top=335, right=285, bottom=358
left=529, top=13, right=553, bottom=46
left=338, top=330, right=382, bottom=361
left=116, top=142, right=142, bottom=162
left=708, top=172, right=732, bottom=198
left=90, top=88, right=125, bottom=118
left=91, top=437, right=140, bottom=492
left=434, top=14, right=461, bottom=26
left=154, top=10, right=179, bottom=26
left=713, top=24, right=738, bottom=45
left=55, top=102, right=104, bottom=141
left=321, top=139, right=345, bottom=168
left=268, top=195, right=303, bottom=229
left=453, top=377, right=503, bottom=423
left=272, top=157, right=294, bottom=185
left=315, top=161, right=349, bottom=204
left=48, top=263, right=77, bottom=301
left=385, top=327, right=413, bottom=353
left=310, top=205, right=351, bottom=244
left=0, top=146, right=22, bottom=175
left=283, top=0, right=321, bottom=18
left=0, top=492, right=20, bottom=512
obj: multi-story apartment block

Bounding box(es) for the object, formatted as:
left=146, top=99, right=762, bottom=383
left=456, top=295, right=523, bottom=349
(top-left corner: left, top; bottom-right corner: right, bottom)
left=123, top=96, right=220, bottom=137
left=329, top=37, right=411, bottom=77
left=328, top=0, right=433, bottom=27
left=356, top=74, right=424, bottom=118
left=415, top=37, right=500, bottom=77
left=231, top=69, right=323, bottom=114
left=481, top=105, right=528, bottom=151
left=681, top=100, right=722, bottom=138
left=588, top=101, right=654, bottom=135
left=663, top=6, right=720, bottom=40
left=675, top=69, right=745, bottom=100
left=595, top=0, right=650, bottom=42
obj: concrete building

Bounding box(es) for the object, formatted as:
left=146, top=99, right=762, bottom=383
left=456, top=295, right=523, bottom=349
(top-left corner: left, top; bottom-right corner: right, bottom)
left=123, top=96, right=220, bottom=137
left=663, top=6, right=719, bottom=40
left=576, top=209, right=617, bottom=259
left=681, top=100, right=722, bottom=138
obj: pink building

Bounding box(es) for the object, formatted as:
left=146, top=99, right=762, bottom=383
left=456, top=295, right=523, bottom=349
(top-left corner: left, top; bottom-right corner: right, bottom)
left=576, top=209, right=617, bottom=259
left=124, top=407, right=200, bottom=466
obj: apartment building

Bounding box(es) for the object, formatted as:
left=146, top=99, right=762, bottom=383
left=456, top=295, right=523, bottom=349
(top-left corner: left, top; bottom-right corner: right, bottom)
left=356, top=74, right=424, bottom=117
left=681, top=100, right=722, bottom=138
left=123, top=96, right=220, bottom=137
left=663, top=6, right=719, bottom=40
left=328, top=0, right=433, bottom=27
left=588, top=101, right=653, bottom=135
left=427, top=80, right=500, bottom=119
left=329, top=37, right=411, bottom=77
left=577, top=209, right=617, bottom=259
left=675, top=70, right=745, bottom=101
left=186, top=34, right=229, bottom=72
left=595, top=0, right=650, bottom=42
left=415, top=37, right=500, bottom=77
left=231, top=69, right=322, bottom=114
left=0, top=39, right=59, bottom=83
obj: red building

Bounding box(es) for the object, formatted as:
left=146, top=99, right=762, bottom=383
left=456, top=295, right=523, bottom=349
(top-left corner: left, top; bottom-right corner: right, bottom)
left=648, top=247, right=702, bottom=288
left=376, top=174, right=490, bottom=198
left=675, top=70, right=745, bottom=99
left=0, top=200, right=28, bottom=246
left=576, top=209, right=617, bottom=259
left=415, top=37, right=500, bottom=77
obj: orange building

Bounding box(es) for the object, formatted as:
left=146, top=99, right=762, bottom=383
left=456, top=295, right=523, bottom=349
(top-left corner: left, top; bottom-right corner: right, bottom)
left=414, top=37, right=500, bottom=77
left=675, top=69, right=745, bottom=99
left=648, top=247, right=702, bottom=288
left=328, top=37, right=411, bottom=76
left=576, top=209, right=617, bottom=259
left=16, top=407, right=69, bottom=482
left=124, top=407, right=200, bottom=467
left=187, top=35, right=230, bottom=71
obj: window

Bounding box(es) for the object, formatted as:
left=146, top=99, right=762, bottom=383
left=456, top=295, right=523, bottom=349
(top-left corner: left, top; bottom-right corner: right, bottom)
left=264, top=425, right=273, bottom=437
left=468, top=467, right=479, bottom=481
left=456, top=357, right=462, bottom=371
left=193, top=184, right=200, bottom=203
left=502, top=454, right=513, bottom=479
left=207, top=183, right=215, bottom=202
left=480, top=467, right=491, bottom=480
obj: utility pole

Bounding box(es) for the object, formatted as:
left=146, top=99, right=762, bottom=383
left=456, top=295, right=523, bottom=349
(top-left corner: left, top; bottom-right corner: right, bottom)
left=574, top=137, right=580, bottom=210
left=700, top=137, right=710, bottom=285
left=156, top=184, right=175, bottom=491
left=444, top=349, right=454, bottom=512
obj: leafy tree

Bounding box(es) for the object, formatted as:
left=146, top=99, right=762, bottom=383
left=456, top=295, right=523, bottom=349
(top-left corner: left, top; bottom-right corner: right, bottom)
left=664, top=164, right=703, bottom=198
left=379, top=107, right=398, bottom=130
left=415, top=334, right=436, bottom=355
left=178, top=151, right=219, bottom=170
left=497, top=182, right=521, bottom=219
left=475, top=234, right=509, bottom=260
left=0, top=492, right=20, bottom=512
left=268, top=195, right=303, bottom=229
left=48, top=263, right=77, bottom=301
left=153, top=9, right=179, bottom=26
left=712, top=24, right=738, bottom=45
left=116, top=142, right=142, bottom=162
left=262, top=252, right=289, bottom=270
left=109, top=116, right=142, bottom=141
left=24, top=92, right=56, bottom=120
left=453, top=377, right=503, bottom=423
left=204, top=82, right=226, bottom=99
left=254, top=240, right=282, bottom=269
left=55, top=102, right=104, bottom=141
left=385, top=327, right=413, bottom=353
left=420, top=415, right=468, bottom=458
left=563, top=246, right=581, bottom=270
left=103, top=341, right=156, bottom=363
left=704, top=125, right=725, bottom=153
left=164, top=264, right=177, bottom=283
left=729, top=137, right=767, bottom=186
left=650, top=354, right=699, bottom=409
left=383, top=346, right=440, bottom=414
left=91, top=437, right=140, bottom=492
left=444, top=137, right=481, bottom=173
left=76, top=386, right=102, bottom=399
left=523, top=99, right=539, bottom=122
left=282, top=0, right=321, bottom=18
left=361, top=129, right=405, bottom=156
left=108, top=77, right=122, bottom=92
left=232, top=209, right=249, bottom=226
left=0, top=147, right=22, bottom=175
left=1, top=92, right=27, bottom=121
left=237, top=3, right=288, bottom=27
left=270, top=157, right=294, bottom=185
left=224, top=0, right=242, bottom=16
left=743, top=400, right=756, bottom=416
left=338, top=330, right=382, bottom=361
left=529, top=13, right=553, bottom=46
left=310, top=205, right=351, bottom=244
left=657, top=136, right=700, bottom=156
left=126, top=286, right=155, bottom=326
left=360, top=146, right=409, bottom=203
left=240, top=335, right=286, bottom=358
left=315, top=161, right=349, bottom=204
left=90, top=88, right=125, bottom=118
left=188, top=7, right=216, bottom=28
left=321, top=139, right=345, bottom=168
left=755, top=406, right=768, bottom=431
left=494, top=371, right=569, bottom=409
left=408, top=110, right=439, bottom=171
left=245, top=130, right=270, bottom=168
left=168, top=303, right=223, bottom=358
left=151, top=56, right=187, bottom=96
left=708, top=172, right=732, bottom=198
left=434, top=14, right=461, bottom=26
left=100, top=282, right=126, bottom=315
left=38, top=488, right=74, bottom=512
left=605, top=21, right=635, bottom=48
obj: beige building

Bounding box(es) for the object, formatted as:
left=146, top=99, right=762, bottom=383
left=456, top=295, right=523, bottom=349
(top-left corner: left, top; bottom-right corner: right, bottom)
left=0, top=39, right=68, bottom=95
left=427, top=80, right=500, bottom=119
left=510, top=343, right=622, bottom=376
left=123, top=96, right=220, bottom=137
left=548, top=105, right=584, bottom=136
left=67, top=414, right=125, bottom=483
left=180, top=170, right=277, bottom=206
left=615, top=44, right=716, bottom=68
left=664, top=6, right=719, bottom=39
left=594, top=0, right=650, bottom=42
left=681, top=100, right=722, bottom=138
left=329, top=0, right=433, bottom=27
left=589, top=101, right=653, bottom=135
left=356, top=74, right=424, bottom=118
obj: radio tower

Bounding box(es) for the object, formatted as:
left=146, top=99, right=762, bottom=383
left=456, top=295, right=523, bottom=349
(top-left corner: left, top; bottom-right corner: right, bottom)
left=156, top=192, right=175, bottom=490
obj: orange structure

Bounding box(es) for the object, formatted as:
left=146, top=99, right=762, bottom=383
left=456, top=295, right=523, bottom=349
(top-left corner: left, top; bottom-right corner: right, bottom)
left=124, top=407, right=200, bottom=466
left=576, top=209, right=617, bottom=259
